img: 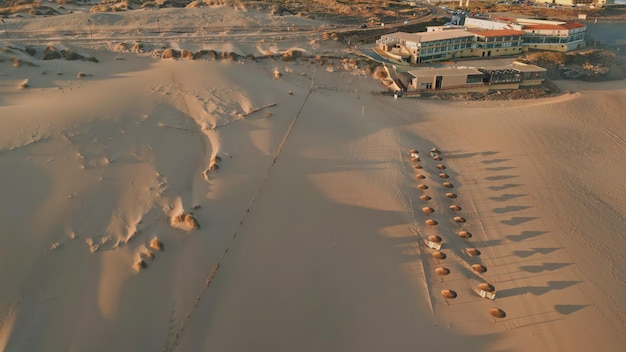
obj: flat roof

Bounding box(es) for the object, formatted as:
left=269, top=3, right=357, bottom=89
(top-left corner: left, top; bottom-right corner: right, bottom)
left=467, top=29, right=526, bottom=37
left=480, top=63, right=546, bottom=73
left=408, top=67, right=483, bottom=78
left=383, top=29, right=474, bottom=43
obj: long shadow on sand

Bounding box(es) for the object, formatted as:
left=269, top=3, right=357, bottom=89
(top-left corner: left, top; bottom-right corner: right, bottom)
left=554, top=304, right=589, bottom=315
left=497, top=280, right=581, bottom=298
left=519, top=262, right=572, bottom=273
left=512, top=247, right=561, bottom=258
left=485, top=175, right=518, bottom=181
left=485, top=166, right=515, bottom=172
left=505, top=230, right=547, bottom=242
left=492, top=205, right=532, bottom=214
left=488, top=183, right=522, bottom=191
left=488, top=193, right=525, bottom=202
left=500, top=217, right=538, bottom=226
left=482, top=158, right=510, bottom=164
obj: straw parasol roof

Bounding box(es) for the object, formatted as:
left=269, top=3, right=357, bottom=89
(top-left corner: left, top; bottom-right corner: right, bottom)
left=458, top=230, right=472, bottom=238
left=445, top=192, right=457, bottom=198
left=409, top=149, right=418, bottom=154
left=479, top=283, right=495, bottom=292
left=430, top=148, right=439, bottom=152
left=428, top=235, right=442, bottom=243
left=473, top=264, right=487, bottom=273
left=443, top=182, right=453, bottom=188
left=489, top=307, right=506, bottom=318
left=449, top=204, right=462, bottom=211
left=435, top=267, right=450, bottom=275
left=415, top=174, right=425, bottom=179
left=420, top=195, right=431, bottom=201
left=432, top=251, right=446, bottom=259
left=412, top=164, right=422, bottom=169
left=411, top=157, right=420, bottom=162
left=439, top=173, right=449, bottom=179
left=436, top=164, right=446, bottom=170
left=425, top=219, right=438, bottom=226
left=422, top=207, right=434, bottom=214
left=417, top=184, right=428, bottom=190
left=441, top=289, right=457, bottom=299
left=454, top=216, right=466, bottom=223
left=466, top=248, right=481, bottom=256
left=433, top=155, right=442, bottom=161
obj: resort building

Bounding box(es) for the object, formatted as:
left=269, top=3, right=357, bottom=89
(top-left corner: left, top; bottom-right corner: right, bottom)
left=466, top=17, right=587, bottom=52
left=398, top=62, right=546, bottom=92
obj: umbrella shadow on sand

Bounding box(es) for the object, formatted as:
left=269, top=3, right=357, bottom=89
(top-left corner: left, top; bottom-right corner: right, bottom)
left=497, top=280, right=582, bottom=298
left=554, top=304, right=589, bottom=315
left=520, top=262, right=571, bottom=273
left=505, top=230, right=547, bottom=242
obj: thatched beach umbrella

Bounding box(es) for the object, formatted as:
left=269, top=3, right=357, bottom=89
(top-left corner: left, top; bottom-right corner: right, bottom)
left=417, top=184, right=428, bottom=190
left=428, top=235, right=442, bottom=243
left=441, top=289, right=457, bottom=299
left=445, top=192, right=457, bottom=198
left=443, top=182, right=454, bottom=188
left=412, top=164, right=422, bottom=169
left=420, top=195, right=431, bottom=201
left=439, top=173, right=449, bottom=179
left=415, top=174, right=425, bottom=180
left=479, top=283, right=495, bottom=292
left=473, top=264, right=487, bottom=273
left=411, top=157, right=420, bottom=163
left=435, top=267, right=450, bottom=276
left=458, top=230, right=472, bottom=238
left=436, top=164, right=446, bottom=170
left=433, top=155, right=442, bottom=161
left=466, top=248, right=481, bottom=256
left=454, top=216, right=466, bottom=223
left=432, top=251, right=446, bottom=260
left=449, top=204, right=462, bottom=211
left=489, top=307, right=506, bottom=319
left=425, top=219, right=438, bottom=226
left=409, top=149, right=418, bottom=154
left=422, top=207, right=434, bottom=214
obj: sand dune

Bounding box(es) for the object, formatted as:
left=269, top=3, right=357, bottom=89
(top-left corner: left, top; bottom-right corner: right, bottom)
left=1, top=5, right=625, bottom=352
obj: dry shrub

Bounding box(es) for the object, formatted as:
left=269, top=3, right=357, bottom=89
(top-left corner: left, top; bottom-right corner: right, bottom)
left=180, top=49, right=194, bottom=60
left=373, top=66, right=388, bottom=79
left=114, top=42, right=129, bottom=52
left=149, top=237, right=163, bottom=251
left=133, top=259, right=147, bottom=271
left=162, top=48, right=180, bottom=59
left=131, top=42, right=144, bottom=53
left=170, top=212, right=200, bottom=231
left=90, top=4, right=110, bottom=13
left=281, top=50, right=301, bottom=62
left=43, top=46, right=61, bottom=60
left=194, top=49, right=217, bottom=60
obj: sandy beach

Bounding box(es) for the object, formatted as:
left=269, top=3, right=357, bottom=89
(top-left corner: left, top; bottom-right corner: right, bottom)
left=1, top=4, right=625, bottom=352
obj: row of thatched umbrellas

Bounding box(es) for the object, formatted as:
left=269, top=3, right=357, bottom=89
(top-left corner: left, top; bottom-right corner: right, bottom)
left=409, top=148, right=506, bottom=321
